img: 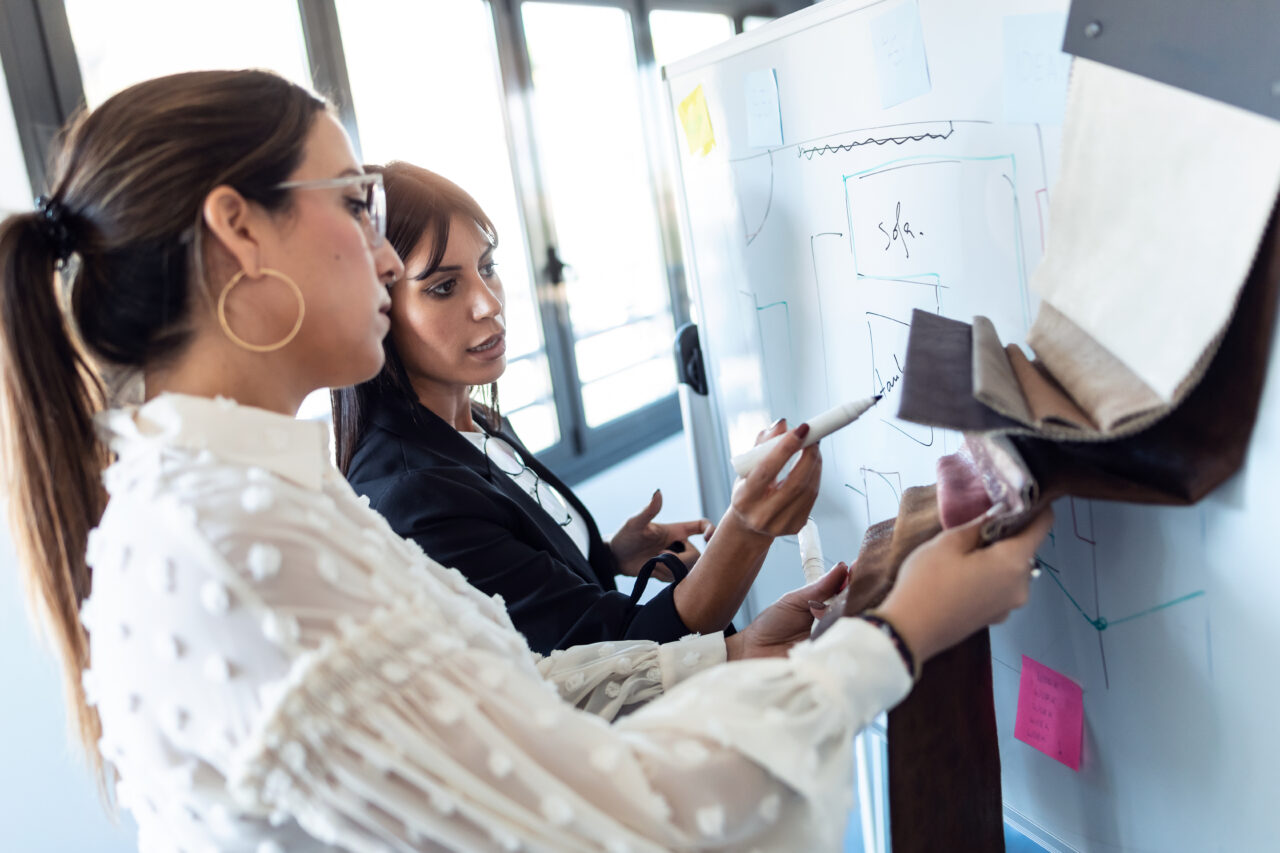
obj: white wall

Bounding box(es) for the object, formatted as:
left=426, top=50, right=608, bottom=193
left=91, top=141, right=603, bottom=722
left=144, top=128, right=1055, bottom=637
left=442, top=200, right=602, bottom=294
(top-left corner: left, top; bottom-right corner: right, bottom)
left=0, top=529, right=138, bottom=850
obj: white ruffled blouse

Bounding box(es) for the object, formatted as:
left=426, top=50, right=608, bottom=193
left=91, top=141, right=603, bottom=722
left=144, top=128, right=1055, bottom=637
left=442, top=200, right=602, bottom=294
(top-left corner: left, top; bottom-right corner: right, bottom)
left=81, top=393, right=911, bottom=853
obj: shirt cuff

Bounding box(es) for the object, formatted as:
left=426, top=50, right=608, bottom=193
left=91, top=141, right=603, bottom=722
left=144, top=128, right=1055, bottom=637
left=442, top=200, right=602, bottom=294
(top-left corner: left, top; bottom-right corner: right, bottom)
left=793, top=617, right=914, bottom=714
left=657, top=631, right=728, bottom=693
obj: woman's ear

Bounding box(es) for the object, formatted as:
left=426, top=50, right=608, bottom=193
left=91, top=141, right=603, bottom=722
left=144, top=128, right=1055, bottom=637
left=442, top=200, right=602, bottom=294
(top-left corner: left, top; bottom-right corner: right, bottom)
left=202, top=185, right=262, bottom=280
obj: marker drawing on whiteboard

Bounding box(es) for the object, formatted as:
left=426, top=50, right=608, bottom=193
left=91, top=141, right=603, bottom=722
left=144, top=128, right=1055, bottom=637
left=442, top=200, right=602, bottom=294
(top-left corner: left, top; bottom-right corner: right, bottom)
left=731, top=396, right=883, bottom=477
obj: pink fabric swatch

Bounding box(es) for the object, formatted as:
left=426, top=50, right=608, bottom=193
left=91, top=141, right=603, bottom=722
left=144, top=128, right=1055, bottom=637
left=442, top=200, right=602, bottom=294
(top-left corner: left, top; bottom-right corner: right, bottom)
left=1014, top=655, right=1083, bottom=771
left=936, top=451, right=993, bottom=529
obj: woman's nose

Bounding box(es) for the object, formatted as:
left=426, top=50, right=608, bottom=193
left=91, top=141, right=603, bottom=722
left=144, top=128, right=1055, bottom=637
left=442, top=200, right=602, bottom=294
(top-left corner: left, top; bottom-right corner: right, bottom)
left=473, top=280, right=503, bottom=319
left=376, top=241, right=404, bottom=285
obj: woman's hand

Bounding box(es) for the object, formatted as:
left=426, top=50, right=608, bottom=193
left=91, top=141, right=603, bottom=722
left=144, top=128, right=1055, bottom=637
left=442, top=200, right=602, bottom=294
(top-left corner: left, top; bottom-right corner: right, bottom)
left=875, top=506, right=1055, bottom=664
left=726, top=563, right=850, bottom=660
left=610, top=489, right=713, bottom=580
left=664, top=420, right=820, bottom=634
left=723, top=419, right=822, bottom=541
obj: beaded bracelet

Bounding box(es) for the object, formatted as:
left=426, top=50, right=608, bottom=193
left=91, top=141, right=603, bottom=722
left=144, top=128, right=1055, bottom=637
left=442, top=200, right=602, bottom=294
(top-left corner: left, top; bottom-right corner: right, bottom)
left=857, top=611, right=921, bottom=681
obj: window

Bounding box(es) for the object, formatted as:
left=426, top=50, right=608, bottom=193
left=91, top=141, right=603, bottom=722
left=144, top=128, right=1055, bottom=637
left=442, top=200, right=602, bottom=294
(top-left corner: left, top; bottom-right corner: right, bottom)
left=744, top=15, right=777, bottom=31
left=649, top=10, right=735, bottom=68
left=4, top=0, right=808, bottom=480
left=64, top=0, right=311, bottom=107
left=0, top=63, right=28, bottom=214
left=522, top=2, right=677, bottom=430
left=336, top=0, right=559, bottom=450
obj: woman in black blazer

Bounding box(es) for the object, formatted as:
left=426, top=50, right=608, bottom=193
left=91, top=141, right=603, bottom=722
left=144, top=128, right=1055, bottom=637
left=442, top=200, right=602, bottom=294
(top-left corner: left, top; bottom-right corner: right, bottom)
left=332, top=162, right=824, bottom=655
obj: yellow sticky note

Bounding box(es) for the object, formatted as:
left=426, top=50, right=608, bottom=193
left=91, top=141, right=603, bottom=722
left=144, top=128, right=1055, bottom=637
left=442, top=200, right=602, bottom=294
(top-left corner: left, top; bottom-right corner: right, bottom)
left=678, top=85, right=715, bottom=157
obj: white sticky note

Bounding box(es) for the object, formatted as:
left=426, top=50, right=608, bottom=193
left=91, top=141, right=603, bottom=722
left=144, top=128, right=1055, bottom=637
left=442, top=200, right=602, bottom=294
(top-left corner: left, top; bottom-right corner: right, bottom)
left=869, top=1, right=931, bottom=109
left=1003, top=13, right=1071, bottom=124
left=745, top=69, right=783, bottom=148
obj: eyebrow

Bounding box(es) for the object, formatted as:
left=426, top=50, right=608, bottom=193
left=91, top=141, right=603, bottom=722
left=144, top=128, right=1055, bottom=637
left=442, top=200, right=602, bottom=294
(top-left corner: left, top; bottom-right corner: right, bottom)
left=336, top=167, right=362, bottom=178
left=411, top=246, right=495, bottom=281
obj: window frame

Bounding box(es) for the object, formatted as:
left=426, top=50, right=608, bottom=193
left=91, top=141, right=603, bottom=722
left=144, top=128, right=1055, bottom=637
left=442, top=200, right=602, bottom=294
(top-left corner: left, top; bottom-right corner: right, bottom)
left=0, top=0, right=807, bottom=484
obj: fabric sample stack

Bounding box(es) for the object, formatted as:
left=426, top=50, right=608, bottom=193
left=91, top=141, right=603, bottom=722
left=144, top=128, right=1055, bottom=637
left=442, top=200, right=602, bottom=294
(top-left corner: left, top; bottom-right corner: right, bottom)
left=819, top=58, right=1280, bottom=852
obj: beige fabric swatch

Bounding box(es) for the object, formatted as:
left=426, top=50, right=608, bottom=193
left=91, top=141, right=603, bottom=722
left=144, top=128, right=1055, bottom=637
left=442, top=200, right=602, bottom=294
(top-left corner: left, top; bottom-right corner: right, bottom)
left=1031, top=58, right=1280, bottom=401
left=971, top=315, right=1033, bottom=424
left=1028, top=302, right=1163, bottom=432
left=972, top=314, right=1095, bottom=431
left=1005, top=345, right=1094, bottom=431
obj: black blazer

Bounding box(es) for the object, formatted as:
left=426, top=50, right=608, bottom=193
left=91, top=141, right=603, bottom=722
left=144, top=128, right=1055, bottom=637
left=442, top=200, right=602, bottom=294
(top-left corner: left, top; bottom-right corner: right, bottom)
left=346, top=394, right=693, bottom=655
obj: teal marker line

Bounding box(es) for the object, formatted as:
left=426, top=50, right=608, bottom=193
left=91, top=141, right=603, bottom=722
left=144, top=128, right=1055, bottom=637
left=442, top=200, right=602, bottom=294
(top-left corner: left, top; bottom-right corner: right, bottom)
left=754, top=300, right=797, bottom=415
left=1037, top=556, right=1205, bottom=632
left=1108, top=590, right=1207, bottom=627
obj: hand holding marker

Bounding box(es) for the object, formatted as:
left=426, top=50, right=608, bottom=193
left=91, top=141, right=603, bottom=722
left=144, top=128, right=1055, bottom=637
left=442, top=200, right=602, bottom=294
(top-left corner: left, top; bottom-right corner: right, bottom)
left=731, top=396, right=882, bottom=478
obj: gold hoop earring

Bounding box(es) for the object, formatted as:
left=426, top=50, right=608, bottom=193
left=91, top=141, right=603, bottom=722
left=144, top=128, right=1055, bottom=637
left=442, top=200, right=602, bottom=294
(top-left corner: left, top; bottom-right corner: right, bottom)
left=217, top=267, right=306, bottom=353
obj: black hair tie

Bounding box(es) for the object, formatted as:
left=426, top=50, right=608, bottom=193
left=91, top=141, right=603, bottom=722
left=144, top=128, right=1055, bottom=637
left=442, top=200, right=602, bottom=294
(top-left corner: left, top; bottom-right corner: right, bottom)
left=34, top=195, right=76, bottom=263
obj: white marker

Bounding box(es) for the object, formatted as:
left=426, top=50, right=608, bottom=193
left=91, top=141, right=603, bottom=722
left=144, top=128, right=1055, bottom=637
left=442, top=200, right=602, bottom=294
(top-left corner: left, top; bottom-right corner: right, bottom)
left=798, top=517, right=825, bottom=584
left=731, top=396, right=882, bottom=478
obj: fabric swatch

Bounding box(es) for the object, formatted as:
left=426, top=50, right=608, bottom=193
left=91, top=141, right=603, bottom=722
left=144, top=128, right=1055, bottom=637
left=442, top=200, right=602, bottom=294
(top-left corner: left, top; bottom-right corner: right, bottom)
left=971, top=315, right=1034, bottom=425
left=898, top=310, right=1023, bottom=433
left=815, top=486, right=1004, bottom=853
left=1004, top=344, right=1094, bottom=431
left=1027, top=303, right=1162, bottom=432
left=937, top=448, right=993, bottom=529
left=1030, top=58, right=1280, bottom=401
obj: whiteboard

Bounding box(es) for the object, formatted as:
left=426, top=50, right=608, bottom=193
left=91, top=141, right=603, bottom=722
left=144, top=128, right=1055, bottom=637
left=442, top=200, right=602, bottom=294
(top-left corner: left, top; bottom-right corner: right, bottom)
left=665, top=1, right=1280, bottom=850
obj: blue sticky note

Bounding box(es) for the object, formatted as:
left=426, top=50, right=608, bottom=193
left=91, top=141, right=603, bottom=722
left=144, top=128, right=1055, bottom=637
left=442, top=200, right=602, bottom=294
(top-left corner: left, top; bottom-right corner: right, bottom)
left=870, top=1, right=931, bottom=109
left=745, top=69, right=783, bottom=148
left=1003, top=13, right=1071, bottom=124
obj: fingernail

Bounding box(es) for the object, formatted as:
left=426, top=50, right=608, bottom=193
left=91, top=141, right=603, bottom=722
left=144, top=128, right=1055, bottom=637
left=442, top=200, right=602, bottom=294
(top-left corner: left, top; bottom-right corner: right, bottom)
left=653, top=489, right=660, bottom=498
left=983, top=501, right=1008, bottom=518
left=795, top=423, right=811, bottom=439
left=768, top=417, right=783, bottom=430
left=807, top=600, right=828, bottom=611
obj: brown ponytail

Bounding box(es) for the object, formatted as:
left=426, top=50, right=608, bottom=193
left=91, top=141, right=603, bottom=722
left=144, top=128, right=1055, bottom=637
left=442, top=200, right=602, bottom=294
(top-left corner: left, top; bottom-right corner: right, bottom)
left=0, top=70, right=325, bottom=796
left=0, top=212, right=107, bottom=786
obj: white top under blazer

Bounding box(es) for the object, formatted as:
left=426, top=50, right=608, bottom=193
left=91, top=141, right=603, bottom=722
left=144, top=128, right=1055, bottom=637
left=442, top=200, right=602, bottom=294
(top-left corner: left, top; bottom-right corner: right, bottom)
left=80, top=393, right=911, bottom=852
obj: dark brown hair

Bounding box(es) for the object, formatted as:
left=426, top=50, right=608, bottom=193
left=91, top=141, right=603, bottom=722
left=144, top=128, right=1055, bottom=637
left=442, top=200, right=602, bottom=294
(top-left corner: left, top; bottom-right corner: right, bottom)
left=0, top=69, right=325, bottom=792
left=331, top=162, right=499, bottom=475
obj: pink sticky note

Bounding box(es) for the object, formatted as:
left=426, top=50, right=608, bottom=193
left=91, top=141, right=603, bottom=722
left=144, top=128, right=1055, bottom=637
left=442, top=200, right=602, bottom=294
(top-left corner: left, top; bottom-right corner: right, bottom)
left=1014, top=655, right=1083, bottom=771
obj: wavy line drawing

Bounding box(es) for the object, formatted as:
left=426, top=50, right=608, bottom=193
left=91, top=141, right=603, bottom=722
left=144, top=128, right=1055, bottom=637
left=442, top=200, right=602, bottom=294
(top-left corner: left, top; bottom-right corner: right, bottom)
left=798, top=121, right=955, bottom=160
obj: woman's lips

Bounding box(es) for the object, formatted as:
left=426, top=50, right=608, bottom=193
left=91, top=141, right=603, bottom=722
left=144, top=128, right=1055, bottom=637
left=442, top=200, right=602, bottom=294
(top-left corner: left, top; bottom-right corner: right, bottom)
left=467, top=332, right=506, bottom=360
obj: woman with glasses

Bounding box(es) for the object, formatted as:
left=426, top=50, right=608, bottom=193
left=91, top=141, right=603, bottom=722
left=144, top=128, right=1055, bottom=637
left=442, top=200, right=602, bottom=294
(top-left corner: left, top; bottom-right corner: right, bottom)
left=2, top=69, right=1050, bottom=851
left=333, top=162, right=821, bottom=655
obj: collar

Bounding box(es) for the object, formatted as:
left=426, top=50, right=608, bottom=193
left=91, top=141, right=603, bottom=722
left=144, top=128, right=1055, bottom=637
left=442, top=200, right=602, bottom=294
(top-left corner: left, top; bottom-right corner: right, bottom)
left=97, top=392, right=331, bottom=491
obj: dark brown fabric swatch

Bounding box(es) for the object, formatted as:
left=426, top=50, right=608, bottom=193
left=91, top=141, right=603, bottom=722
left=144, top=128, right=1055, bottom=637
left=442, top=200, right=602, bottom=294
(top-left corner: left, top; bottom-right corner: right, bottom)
left=813, top=486, right=1004, bottom=853
left=890, top=628, right=1003, bottom=853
